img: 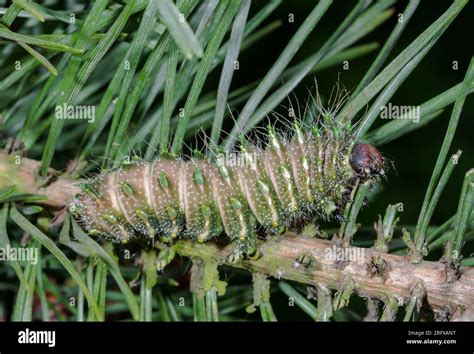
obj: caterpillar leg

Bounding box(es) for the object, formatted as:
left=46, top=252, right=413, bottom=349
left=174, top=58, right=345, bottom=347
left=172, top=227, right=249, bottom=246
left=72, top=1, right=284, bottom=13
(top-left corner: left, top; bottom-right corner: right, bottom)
left=223, top=232, right=259, bottom=263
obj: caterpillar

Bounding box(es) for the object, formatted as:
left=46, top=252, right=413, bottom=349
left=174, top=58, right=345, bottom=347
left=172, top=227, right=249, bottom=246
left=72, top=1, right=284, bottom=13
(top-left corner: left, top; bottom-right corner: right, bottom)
left=70, top=111, right=385, bottom=257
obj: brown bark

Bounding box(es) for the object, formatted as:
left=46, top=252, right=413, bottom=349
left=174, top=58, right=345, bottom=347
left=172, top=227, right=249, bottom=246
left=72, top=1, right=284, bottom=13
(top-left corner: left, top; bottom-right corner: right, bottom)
left=0, top=151, right=80, bottom=208
left=171, top=234, right=474, bottom=316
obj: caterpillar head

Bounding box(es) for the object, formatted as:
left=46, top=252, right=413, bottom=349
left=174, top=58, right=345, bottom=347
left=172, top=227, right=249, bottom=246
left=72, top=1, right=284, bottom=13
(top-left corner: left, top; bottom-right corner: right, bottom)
left=349, top=143, right=384, bottom=180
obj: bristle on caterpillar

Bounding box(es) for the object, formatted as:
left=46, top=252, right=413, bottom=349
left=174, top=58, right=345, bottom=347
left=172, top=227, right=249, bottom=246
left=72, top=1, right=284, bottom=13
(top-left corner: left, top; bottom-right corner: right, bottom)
left=71, top=111, right=385, bottom=257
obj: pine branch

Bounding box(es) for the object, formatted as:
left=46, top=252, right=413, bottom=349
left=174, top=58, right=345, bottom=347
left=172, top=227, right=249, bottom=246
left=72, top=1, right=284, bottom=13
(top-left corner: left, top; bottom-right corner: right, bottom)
left=167, top=233, right=474, bottom=316
left=0, top=150, right=80, bottom=208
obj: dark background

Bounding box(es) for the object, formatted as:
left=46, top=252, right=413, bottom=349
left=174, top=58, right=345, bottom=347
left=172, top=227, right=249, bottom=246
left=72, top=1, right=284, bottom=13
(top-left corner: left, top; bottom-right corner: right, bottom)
left=1, top=0, right=472, bottom=323
left=227, top=0, right=474, bottom=228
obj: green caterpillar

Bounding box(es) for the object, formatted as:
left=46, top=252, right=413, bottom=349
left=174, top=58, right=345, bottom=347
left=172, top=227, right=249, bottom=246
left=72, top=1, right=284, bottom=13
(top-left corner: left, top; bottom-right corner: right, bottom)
left=71, top=116, right=384, bottom=257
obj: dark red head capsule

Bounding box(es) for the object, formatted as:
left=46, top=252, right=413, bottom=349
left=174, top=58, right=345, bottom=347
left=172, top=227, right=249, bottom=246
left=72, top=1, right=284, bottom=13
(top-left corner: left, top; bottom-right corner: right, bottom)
left=349, top=143, right=384, bottom=178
